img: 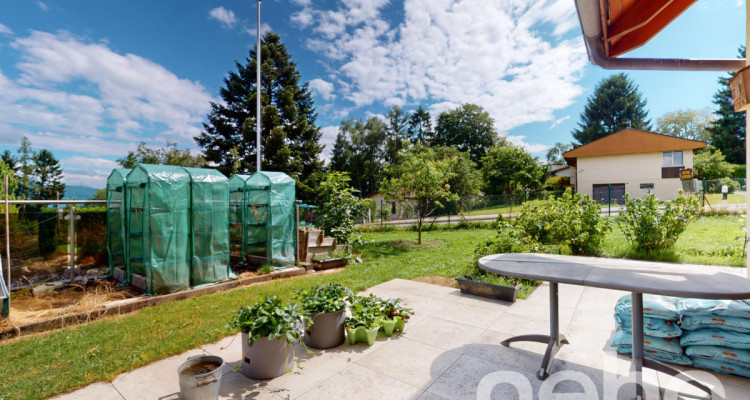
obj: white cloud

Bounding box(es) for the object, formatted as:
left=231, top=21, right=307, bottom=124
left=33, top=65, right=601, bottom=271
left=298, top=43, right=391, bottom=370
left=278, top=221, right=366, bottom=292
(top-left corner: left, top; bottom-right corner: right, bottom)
left=208, top=7, right=237, bottom=28
left=294, top=0, right=587, bottom=149
left=244, top=23, right=273, bottom=37
left=0, top=23, right=13, bottom=35
left=0, top=30, right=213, bottom=187
left=549, top=115, right=570, bottom=129
left=319, top=125, right=339, bottom=160
left=506, top=135, right=549, bottom=154
left=62, top=156, right=119, bottom=170
left=37, top=1, right=49, bottom=12
left=309, top=78, right=336, bottom=101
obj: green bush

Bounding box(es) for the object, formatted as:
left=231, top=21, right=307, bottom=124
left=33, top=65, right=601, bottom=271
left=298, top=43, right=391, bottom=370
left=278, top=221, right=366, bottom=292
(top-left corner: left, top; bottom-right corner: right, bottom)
left=616, top=192, right=700, bottom=252
left=731, top=164, right=746, bottom=179
left=513, top=189, right=610, bottom=255
left=316, top=172, right=368, bottom=245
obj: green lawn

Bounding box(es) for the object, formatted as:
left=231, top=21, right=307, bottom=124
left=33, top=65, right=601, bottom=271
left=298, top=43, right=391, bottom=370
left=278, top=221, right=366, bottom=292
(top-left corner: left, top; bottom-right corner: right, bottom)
left=0, top=228, right=495, bottom=400
left=703, top=193, right=746, bottom=205
left=0, top=216, right=746, bottom=400
left=602, top=215, right=746, bottom=266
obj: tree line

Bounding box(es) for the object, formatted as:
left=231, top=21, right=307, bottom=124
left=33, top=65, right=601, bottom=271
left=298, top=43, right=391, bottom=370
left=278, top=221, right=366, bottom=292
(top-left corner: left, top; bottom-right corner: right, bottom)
left=1, top=137, right=65, bottom=201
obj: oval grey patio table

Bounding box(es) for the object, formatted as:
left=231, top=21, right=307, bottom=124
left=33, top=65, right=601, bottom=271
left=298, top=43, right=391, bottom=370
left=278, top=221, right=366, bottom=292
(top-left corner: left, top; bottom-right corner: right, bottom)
left=479, top=253, right=750, bottom=400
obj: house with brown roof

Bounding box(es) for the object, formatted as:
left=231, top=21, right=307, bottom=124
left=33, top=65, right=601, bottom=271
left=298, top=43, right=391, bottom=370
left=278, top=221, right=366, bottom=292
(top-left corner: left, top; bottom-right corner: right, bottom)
left=562, top=129, right=706, bottom=203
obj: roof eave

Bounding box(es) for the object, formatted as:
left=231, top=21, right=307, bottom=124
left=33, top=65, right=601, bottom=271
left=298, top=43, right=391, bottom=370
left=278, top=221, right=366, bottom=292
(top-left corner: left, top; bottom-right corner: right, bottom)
left=575, top=0, right=745, bottom=72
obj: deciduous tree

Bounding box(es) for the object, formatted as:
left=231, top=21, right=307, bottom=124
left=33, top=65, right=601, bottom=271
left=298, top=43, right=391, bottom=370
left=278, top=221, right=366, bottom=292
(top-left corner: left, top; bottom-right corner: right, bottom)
left=380, top=145, right=458, bottom=244
left=545, top=142, right=573, bottom=165
left=329, top=117, right=387, bottom=197
left=656, top=109, right=714, bottom=142
left=694, top=149, right=734, bottom=179
left=117, top=141, right=205, bottom=168
left=434, top=104, right=497, bottom=165
left=481, top=142, right=544, bottom=195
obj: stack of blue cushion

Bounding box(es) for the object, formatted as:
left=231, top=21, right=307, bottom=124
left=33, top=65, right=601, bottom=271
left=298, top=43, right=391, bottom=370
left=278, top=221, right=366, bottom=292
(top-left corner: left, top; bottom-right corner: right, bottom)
left=677, top=299, right=750, bottom=378
left=611, top=294, right=691, bottom=365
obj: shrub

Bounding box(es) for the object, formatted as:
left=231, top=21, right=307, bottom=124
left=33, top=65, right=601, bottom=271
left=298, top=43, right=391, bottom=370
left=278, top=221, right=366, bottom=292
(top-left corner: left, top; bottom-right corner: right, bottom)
left=316, top=172, right=368, bottom=245
left=616, top=192, right=700, bottom=252
left=513, top=189, right=610, bottom=255
left=731, top=164, right=746, bottom=179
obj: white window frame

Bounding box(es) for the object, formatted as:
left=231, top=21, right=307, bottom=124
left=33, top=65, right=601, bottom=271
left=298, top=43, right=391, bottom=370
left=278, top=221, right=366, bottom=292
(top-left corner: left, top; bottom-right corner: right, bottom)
left=662, top=151, right=684, bottom=167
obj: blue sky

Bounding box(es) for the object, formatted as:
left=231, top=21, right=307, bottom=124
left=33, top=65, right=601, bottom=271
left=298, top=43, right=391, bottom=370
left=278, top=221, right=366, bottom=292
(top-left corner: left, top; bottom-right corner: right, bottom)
left=0, top=0, right=745, bottom=189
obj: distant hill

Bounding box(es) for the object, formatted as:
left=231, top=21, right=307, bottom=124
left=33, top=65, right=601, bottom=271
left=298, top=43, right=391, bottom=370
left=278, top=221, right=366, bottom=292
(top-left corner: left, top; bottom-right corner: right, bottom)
left=62, top=185, right=100, bottom=200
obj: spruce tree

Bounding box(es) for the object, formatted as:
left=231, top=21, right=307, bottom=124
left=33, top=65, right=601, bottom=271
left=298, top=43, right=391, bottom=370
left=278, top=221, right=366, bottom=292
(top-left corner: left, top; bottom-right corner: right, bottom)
left=385, top=106, right=410, bottom=164
left=1, top=150, right=16, bottom=171
left=196, top=32, right=324, bottom=200
left=572, top=73, right=651, bottom=145
left=408, top=106, right=434, bottom=145
left=15, top=136, right=35, bottom=199
left=33, top=149, right=65, bottom=200
left=707, top=46, right=746, bottom=164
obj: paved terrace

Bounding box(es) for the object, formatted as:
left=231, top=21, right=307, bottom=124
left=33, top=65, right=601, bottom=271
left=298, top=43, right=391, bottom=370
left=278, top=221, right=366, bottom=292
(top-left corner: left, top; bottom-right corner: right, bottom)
left=54, top=268, right=750, bottom=400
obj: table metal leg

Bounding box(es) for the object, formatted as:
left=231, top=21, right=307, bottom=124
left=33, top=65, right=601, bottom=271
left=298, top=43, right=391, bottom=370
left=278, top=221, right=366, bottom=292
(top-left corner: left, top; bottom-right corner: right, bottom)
left=631, top=292, right=712, bottom=400
left=631, top=292, right=645, bottom=400
left=501, top=282, right=568, bottom=380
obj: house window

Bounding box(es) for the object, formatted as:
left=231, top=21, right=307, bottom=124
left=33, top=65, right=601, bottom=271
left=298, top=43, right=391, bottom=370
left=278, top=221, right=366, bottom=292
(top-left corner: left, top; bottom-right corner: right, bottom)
left=391, top=202, right=396, bottom=214
left=663, top=151, right=684, bottom=167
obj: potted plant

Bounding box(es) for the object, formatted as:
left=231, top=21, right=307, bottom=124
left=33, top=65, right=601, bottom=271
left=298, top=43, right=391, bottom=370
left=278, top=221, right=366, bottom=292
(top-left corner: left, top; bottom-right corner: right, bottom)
left=456, top=264, right=528, bottom=302
left=227, top=296, right=305, bottom=379
left=378, top=298, right=414, bottom=336
left=344, top=295, right=382, bottom=346
left=294, top=283, right=352, bottom=349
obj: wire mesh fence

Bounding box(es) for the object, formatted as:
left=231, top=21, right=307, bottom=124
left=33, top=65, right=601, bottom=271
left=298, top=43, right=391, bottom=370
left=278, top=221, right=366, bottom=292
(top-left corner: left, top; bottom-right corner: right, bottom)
left=1, top=203, right=108, bottom=289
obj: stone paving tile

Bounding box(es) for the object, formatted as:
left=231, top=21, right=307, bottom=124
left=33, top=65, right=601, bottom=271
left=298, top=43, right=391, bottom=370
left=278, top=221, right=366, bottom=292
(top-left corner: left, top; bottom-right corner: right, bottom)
left=441, top=290, right=514, bottom=310
left=217, top=371, right=280, bottom=400
left=50, top=383, right=124, bottom=400
left=259, top=351, right=351, bottom=399
left=426, top=353, right=542, bottom=400
left=488, top=309, right=570, bottom=338
left=433, top=301, right=507, bottom=328
left=200, top=333, right=244, bottom=374
left=375, top=279, right=457, bottom=300
left=295, top=363, right=423, bottom=400
left=111, top=348, right=205, bottom=400
left=403, top=316, right=485, bottom=352
left=357, top=337, right=460, bottom=389
left=463, top=330, right=548, bottom=374
left=416, top=392, right=449, bottom=400
left=528, top=283, right=586, bottom=309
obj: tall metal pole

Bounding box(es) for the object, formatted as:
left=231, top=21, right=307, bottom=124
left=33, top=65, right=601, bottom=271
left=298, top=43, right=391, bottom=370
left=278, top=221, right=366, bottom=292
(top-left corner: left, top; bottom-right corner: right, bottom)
left=4, top=175, right=10, bottom=298
left=256, top=0, right=262, bottom=173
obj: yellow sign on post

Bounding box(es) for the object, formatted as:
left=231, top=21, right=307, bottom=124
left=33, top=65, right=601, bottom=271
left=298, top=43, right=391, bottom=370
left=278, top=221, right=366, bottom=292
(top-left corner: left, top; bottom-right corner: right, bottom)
left=680, top=168, right=693, bottom=181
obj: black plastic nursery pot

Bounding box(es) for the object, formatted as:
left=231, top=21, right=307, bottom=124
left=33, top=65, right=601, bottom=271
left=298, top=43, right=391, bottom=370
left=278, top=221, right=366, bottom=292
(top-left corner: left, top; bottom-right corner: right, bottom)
left=241, top=333, right=295, bottom=379
left=456, top=276, right=521, bottom=302
left=303, top=310, right=346, bottom=349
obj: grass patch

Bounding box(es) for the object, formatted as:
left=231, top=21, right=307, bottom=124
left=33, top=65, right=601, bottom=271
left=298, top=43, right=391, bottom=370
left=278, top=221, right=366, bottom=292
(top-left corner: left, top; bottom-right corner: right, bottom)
left=0, top=228, right=495, bottom=400
left=602, top=215, right=746, bottom=266
left=704, top=193, right=746, bottom=205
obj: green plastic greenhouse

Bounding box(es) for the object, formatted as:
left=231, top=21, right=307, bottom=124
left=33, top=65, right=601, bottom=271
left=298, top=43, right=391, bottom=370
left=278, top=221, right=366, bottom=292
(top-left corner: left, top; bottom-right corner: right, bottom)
left=182, top=167, right=232, bottom=286
left=228, top=174, right=251, bottom=258
left=234, top=172, right=296, bottom=265
left=123, top=164, right=231, bottom=295
left=106, top=168, right=131, bottom=277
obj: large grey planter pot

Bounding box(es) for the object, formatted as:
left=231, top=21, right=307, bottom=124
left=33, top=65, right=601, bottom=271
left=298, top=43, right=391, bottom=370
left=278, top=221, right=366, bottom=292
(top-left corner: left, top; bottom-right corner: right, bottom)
left=303, top=310, right=346, bottom=349
left=240, top=333, right=295, bottom=380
